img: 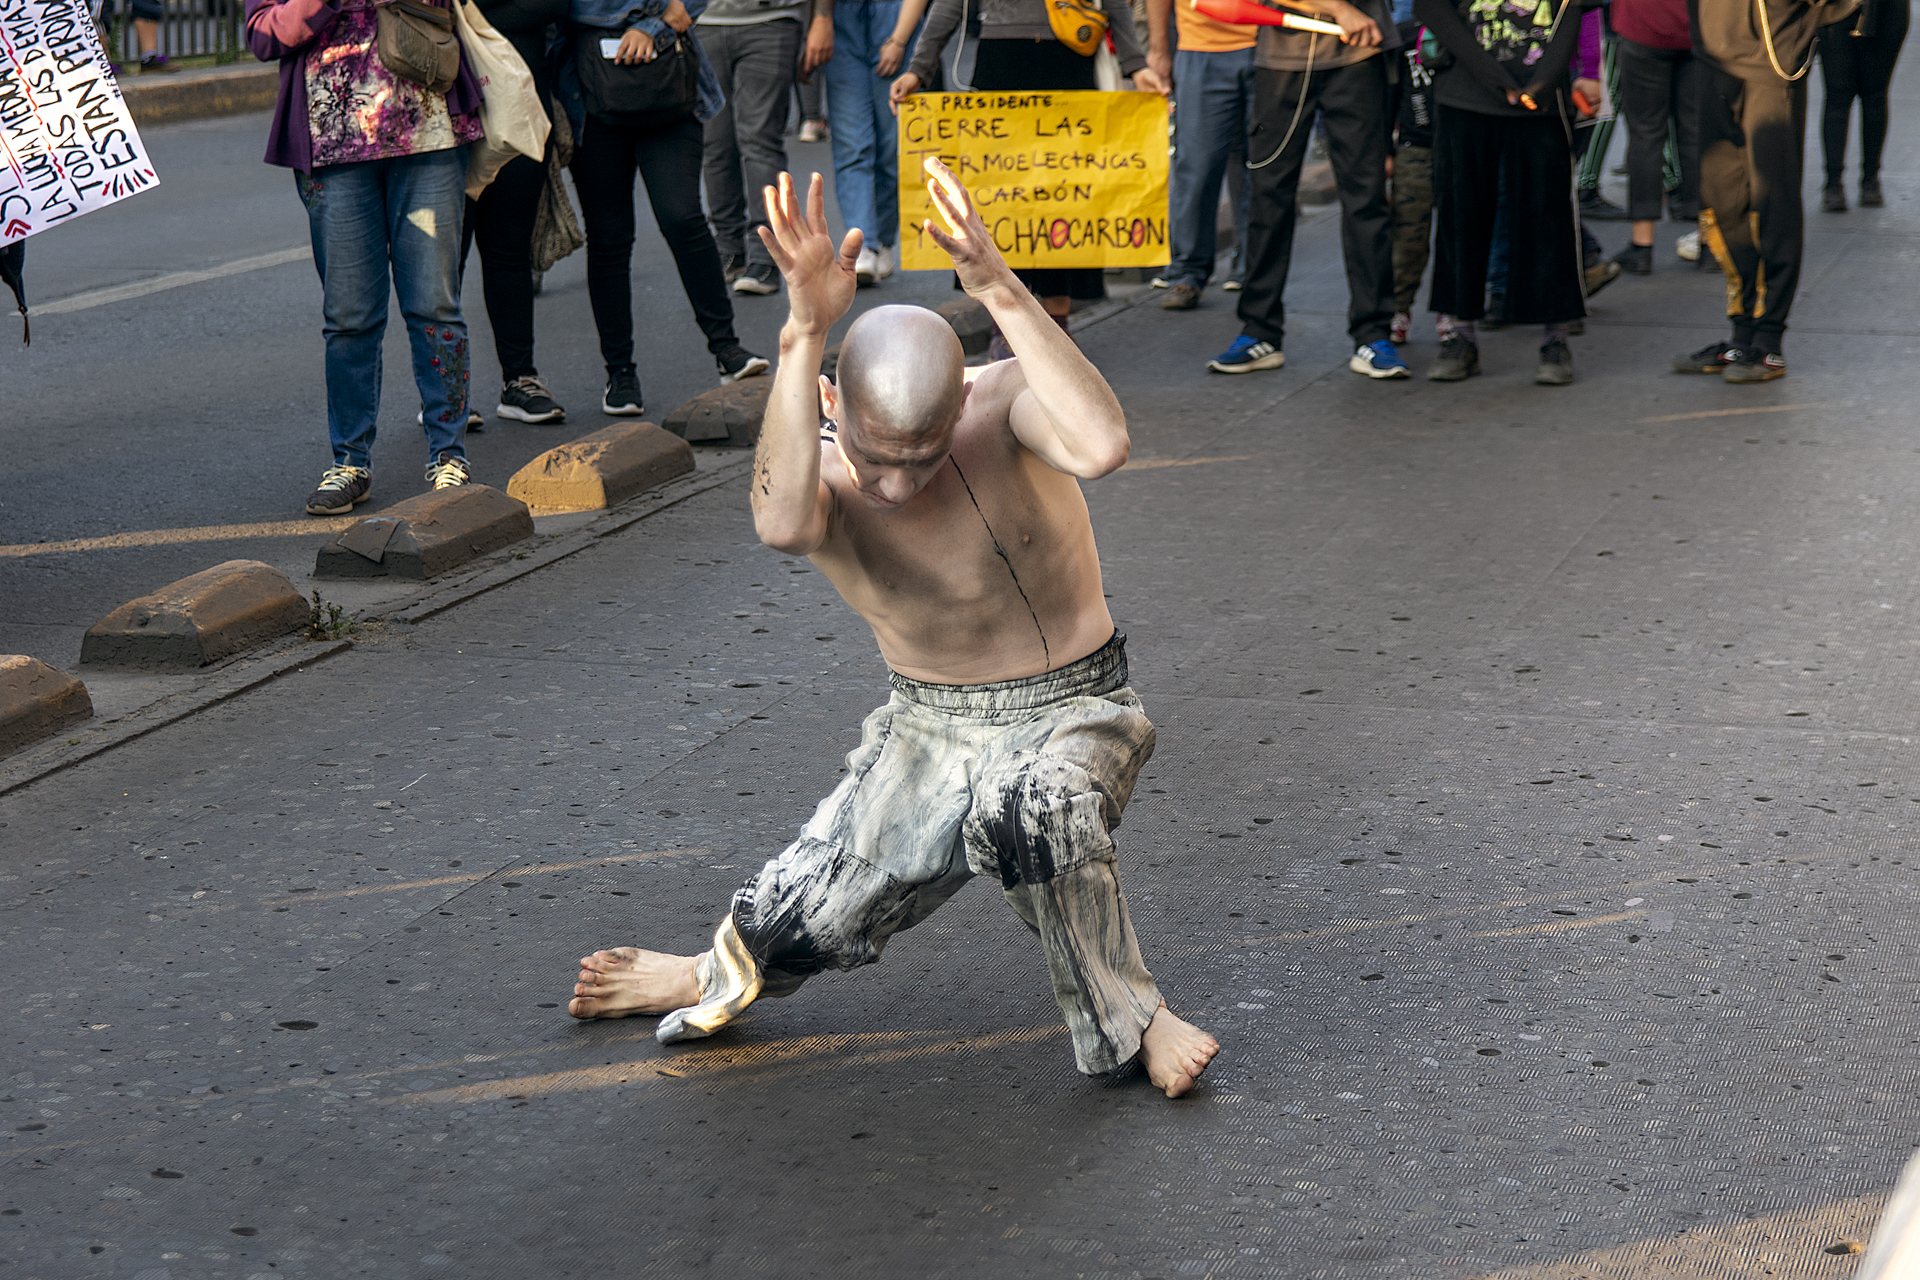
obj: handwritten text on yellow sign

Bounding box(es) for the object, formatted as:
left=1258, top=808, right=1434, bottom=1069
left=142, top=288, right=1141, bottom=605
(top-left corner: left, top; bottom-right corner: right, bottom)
left=896, top=90, right=1170, bottom=271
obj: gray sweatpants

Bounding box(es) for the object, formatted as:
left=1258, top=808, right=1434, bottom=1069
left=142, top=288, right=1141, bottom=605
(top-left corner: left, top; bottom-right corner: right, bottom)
left=697, top=18, right=801, bottom=271
left=659, top=634, right=1166, bottom=1075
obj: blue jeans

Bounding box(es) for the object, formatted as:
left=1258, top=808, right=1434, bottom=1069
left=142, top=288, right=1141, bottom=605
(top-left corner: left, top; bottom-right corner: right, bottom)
left=1168, top=46, right=1254, bottom=288
left=296, top=147, right=470, bottom=470
left=824, top=0, right=907, bottom=249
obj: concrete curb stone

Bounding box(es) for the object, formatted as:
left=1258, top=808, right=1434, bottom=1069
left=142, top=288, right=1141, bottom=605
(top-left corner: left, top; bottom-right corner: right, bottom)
left=79, top=558, right=308, bottom=670
left=0, top=656, right=93, bottom=757
left=661, top=377, right=774, bottom=446
left=505, top=421, right=695, bottom=515
left=315, top=485, right=535, bottom=580
left=120, top=63, right=278, bottom=127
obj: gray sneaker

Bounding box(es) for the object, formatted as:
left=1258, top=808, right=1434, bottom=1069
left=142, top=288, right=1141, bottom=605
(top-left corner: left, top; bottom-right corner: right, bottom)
left=1535, top=336, right=1575, bottom=385
left=1426, top=335, right=1480, bottom=381
left=305, top=463, right=371, bottom=516
left=1160, top=282, right=1201, bottom=310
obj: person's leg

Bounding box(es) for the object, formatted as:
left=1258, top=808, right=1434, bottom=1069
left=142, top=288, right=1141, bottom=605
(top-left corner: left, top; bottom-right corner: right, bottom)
left=1167, top=48, right=1247, bottom=290
left=1697, top=68, right=1760, bottom=350
left=726, top=18, right=802, bottom=268
left=1818, top=25, right=1860, bottom=190
left=1854, top=7, right=1909, bottom=184
left=385, top=146, right=471, bottom=465
left=1390, top=143, right=1435, bottom=316
left=1671, top=51, right=1703, bottom=213
left=1618, top=38, right=1672, bottom=237
left=823, top=5, right=881, bottom=244
left=1576, top=33, right=1621, bottom=197
left=1500, top=114, right=1584, bottom=326
left=634, top=113, right=744, bottom=354
left=1317, top=56, right=1395, bottom=346
left=469, top=151, right=545, bottom=382
left=572, top=115, right=642, bottom=373
left=298, top=161, right=388, bottom=470
left=1226, top=54, right=1254, bottom=282
left=1428, top=105, right=1501, bottom=324
left=862, top=0, right=906, bottom=250
left=697, top=24, right=749, bottom=270
left=1232, top=67, right=1320, bottom=347
left=1741, top=75, right=1808, bottom=354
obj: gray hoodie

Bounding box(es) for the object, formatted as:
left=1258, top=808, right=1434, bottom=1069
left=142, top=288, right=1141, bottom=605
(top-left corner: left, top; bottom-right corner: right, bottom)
left=906, top=0, right=1148, bottom=85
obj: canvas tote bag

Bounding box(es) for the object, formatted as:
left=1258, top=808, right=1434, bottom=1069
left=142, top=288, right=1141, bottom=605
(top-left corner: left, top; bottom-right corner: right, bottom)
left=450, top=0, right=551, bottom=197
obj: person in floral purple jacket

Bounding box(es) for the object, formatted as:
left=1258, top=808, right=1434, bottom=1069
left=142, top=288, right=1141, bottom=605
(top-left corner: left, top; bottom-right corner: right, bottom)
left=247, top=0, right=487, bottom=514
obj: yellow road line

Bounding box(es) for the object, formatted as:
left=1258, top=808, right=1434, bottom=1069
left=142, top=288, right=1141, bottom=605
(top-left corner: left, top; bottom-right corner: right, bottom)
left=0, top=515, right=357, bottom=559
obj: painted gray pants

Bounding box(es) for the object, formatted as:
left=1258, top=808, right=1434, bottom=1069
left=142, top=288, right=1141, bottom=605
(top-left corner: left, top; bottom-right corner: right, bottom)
left=658, top=633, right=1165, bottom=1075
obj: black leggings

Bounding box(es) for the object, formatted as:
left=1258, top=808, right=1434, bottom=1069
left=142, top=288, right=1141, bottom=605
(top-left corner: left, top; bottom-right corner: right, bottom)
left=1818, top=1, right=1909, bottom=183
left=461, top=150, right=546, bottom=382
left=572, top=109, right=740, bottom=372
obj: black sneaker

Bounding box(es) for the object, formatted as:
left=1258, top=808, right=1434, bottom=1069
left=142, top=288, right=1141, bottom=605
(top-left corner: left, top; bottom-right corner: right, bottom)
left=1672, top=340, right=1741, bottom=375
left=1860, top=176, right=1884, bottom=208
left=1535, top=336, right=1575, bottom=385
left=1579, top=189, right=1630, bottom=220
left=424, top=453, right=472, bottom=490
left=416, top=407, right=485, bottom=430
left=1426, top=335, right=1481, bottom=381
left=732, top=263, right=779, bottom=295
left=719, top=252, right=746, bottom=283
left=1821, top=185, right=1848, bottom=213
left=1482, top=292, right=1508, bottom=330
left=497, top=374, right=566, bottom=424
left=716, top=345, right=770, bottom=384
left=139, top=52, right=178, bottom=72
left=1723, top=348, right=1786, bottom=383
left=1614, top=243, right=1653, bottom=275
left=603, top=367, right=644, bottom=416
left=305, top=463, right=372, bottom=516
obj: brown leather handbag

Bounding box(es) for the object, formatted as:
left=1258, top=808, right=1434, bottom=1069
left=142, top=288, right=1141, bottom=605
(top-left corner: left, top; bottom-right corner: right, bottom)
left=376, top=0, right=461, bottom=95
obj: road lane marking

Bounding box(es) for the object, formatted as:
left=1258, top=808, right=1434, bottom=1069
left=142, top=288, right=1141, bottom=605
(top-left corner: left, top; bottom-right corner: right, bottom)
left=1118, top=454, right=1255, bottom=471
left=23, top=245, right=309, bottom=318
left=1633, top=403, right=1832, bottom=423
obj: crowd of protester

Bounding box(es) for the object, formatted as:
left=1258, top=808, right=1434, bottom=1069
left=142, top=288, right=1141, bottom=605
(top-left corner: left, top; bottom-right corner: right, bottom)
left=239, top=0, right=1900, bottom=517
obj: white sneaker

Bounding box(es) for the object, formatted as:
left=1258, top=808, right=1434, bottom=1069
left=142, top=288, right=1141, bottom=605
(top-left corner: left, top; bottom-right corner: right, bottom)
left=1676, top=229, right=1701, bottom=262
left=871, top=244, right=895, bottom=281
left=855, top=244, right=879, bottom=286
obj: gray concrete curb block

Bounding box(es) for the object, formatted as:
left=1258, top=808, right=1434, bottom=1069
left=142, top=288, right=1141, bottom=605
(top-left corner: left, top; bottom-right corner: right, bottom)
left=661, top=378, right=773, bottom=447
left=121, top=64, right=279, bottom=127
left=0, top=656, right=93, bottom=758
left=315, top=485, right=535, bottom=580
left=78, top=559, right=308, bottom=670
left=936, top=298, right=994, bottom=354
left=505, top=421, right=695, bottom=515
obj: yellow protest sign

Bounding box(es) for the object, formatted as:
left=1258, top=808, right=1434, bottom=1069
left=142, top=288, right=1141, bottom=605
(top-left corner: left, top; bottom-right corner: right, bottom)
left=896, top=90, right=1169, bottom=272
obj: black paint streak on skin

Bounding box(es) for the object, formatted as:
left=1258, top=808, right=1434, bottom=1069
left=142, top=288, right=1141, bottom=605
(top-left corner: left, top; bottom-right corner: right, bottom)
left=948, top=456, right=1051, bottom=669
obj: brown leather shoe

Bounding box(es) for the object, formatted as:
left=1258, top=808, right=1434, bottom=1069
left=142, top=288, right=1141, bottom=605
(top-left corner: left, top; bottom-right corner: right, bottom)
left=1160, top=283, right=1201, bottom=311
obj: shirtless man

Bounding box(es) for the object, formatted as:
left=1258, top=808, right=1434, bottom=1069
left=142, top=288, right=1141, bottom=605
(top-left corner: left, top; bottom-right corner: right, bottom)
left=568, top=159, right=1219, bottom=1098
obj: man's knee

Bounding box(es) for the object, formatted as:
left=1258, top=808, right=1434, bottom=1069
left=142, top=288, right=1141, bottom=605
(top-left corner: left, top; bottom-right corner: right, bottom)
left=964, top=752, right=1118, bottom=890
left=730, top=836, right=916, bottom=976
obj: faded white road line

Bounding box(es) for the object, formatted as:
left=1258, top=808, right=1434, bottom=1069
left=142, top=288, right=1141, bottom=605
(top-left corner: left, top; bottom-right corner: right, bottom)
left=22, top=245, right=309, bottom=319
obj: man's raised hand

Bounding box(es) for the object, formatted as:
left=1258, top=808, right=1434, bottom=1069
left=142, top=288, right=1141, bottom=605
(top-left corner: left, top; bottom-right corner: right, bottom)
left=757, top=172, right=860, bottom=337
left=920, top=157, right=1010, bottom=298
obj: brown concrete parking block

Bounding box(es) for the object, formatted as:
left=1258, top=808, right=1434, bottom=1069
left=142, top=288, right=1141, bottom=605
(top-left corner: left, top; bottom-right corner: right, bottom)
left=314, top=484, right=534, bottom=580
left=0, top=656, right=92, bottom=756
left=505, top=420, right=695, bottom=515
left=935, top=297, right=994, bottom=354
left=78, top=558, right=308, bottom=670
left=119, top=63, right=279, bottom=127
left=661, top=377, right=774, bottom=446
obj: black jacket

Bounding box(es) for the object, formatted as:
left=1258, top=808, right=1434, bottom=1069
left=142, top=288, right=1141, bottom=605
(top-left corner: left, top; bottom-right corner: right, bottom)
left=1412, top=0, right=1591, bottom=116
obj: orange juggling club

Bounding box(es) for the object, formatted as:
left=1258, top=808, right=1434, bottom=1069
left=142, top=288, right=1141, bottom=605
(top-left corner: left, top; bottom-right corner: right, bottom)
left=1192, top=0, right=1345, bottom=35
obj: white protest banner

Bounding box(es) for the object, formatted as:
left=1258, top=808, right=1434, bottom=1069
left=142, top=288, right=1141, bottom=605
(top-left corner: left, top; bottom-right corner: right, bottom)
left=0, top=0, right=157, bottom=245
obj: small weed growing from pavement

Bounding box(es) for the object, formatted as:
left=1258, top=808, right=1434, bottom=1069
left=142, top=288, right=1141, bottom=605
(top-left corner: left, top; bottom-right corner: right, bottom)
left=308, top=591, right=359, bottom=640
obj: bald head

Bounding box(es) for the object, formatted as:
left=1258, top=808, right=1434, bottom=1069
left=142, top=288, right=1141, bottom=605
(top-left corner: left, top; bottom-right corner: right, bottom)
left=835, top=305, right=966, bottom=458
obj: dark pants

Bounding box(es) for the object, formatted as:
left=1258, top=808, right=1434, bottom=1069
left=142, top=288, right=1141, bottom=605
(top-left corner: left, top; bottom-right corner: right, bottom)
left=574, top=110, right=741, bottom=372
left=1698, top=69, right=1806, bottom=352
left=699, top=18, right=802, bottom=269
left=1429, top=104, right=1585, bottom=325
left=1389, top=142, right=1434, bottom=313
left=1818, top=4, right=1909, bottom=183
left=1617, top=37, right=1701, bottom=220
left=461, top=150, right=546, bottom=382
left=1238, top=57, right=1394, bottom=347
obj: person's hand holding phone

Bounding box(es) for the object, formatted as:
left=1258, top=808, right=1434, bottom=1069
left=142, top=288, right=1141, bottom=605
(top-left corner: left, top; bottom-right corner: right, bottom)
left=614, top=27, right=657, bottom=62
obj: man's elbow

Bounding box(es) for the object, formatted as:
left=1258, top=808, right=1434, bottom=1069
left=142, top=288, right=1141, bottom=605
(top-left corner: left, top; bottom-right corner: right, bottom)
left=1077, top=431, right=1130, bottom=480
left=754, top=516, right=820, bottom=557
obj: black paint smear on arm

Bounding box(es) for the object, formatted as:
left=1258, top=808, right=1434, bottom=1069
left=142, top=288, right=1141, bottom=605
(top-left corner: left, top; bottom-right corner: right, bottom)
left=949, top=457, right=1050, bottom=670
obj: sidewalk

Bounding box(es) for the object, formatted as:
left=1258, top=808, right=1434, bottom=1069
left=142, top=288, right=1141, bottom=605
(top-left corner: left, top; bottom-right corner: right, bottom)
left=4, top=86, right=1918, bottom=1280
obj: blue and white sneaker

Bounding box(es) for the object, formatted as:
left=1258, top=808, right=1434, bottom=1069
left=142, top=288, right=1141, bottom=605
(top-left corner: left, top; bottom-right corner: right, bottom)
left=1349, top=339, right=1411, bottom=379
left=1207, top=335, right=1285, bottom=374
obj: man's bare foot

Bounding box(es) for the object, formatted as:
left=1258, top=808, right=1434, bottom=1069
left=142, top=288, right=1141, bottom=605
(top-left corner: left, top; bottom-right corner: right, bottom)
left=1138, top=1002, right=1219, bottom=1098
left=568, top=947, right=703, bottom=1020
